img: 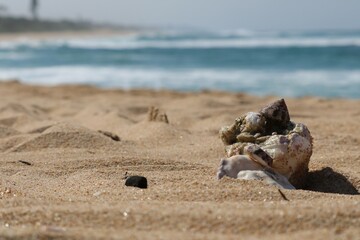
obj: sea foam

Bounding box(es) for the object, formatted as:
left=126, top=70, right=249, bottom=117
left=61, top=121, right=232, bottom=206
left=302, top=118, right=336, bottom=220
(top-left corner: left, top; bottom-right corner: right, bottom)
left=1, top=33, right=360, bottom=50
left=0, top=66, right=359, bottom=98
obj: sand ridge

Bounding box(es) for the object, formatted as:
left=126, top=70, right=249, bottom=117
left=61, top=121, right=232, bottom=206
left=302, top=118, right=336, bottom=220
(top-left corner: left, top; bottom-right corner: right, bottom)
left=0, top=81, right=359, bottom=239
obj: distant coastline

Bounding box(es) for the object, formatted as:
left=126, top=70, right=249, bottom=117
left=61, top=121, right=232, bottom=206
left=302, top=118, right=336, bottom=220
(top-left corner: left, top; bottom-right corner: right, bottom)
left=0, top=16, right=143, bottom=41
left=0, top=16, right=140, bottom=33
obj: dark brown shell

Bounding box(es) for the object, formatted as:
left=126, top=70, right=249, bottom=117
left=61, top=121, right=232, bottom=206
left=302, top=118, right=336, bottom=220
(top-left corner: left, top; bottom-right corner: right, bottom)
left=260, top=98, right=290, bottom=133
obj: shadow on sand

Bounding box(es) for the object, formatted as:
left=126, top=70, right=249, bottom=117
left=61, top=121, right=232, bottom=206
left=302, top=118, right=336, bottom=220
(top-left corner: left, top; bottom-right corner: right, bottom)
left=304, top=167, right=359, bottom=195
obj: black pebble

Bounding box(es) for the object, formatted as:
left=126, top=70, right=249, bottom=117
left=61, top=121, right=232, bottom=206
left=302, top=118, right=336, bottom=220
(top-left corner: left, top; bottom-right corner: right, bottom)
left=125, top=176, right=148, bottom=189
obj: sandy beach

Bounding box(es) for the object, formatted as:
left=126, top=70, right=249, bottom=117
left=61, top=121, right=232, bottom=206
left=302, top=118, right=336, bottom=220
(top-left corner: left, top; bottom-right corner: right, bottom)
left=0, top=29, right=138, bottom=42
left=0, top=80, right=358, bottom=239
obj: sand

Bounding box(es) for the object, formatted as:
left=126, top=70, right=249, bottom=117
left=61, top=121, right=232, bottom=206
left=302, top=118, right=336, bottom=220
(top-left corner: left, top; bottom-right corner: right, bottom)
left=0, top=29, right=138, bottom=42
left=0, top=80, right=359, bottom=239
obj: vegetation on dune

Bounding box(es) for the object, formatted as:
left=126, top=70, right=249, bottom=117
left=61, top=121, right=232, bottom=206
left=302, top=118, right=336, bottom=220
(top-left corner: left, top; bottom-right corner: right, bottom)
left=0, top=16, right=95, bottom=33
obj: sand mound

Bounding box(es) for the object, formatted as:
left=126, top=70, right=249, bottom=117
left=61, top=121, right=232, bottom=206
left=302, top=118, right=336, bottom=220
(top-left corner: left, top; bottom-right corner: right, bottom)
left=75, top=108, right=135, bottom=133
left=0, top=115, right=41, bottom=129
left=0, top=125, right=25, bottom=151
left=123, top=121, right=191, bottom=145
left=0, top=125, right=20, bottom=138
left=0, top=103, right=34, bottom=116
left=0, top=135, right=33, bottom=152
left=9, top=122, right=120, bottom=152
left=0, top=103, right=49, bottom=131
left=0, top=102, right=47, bottom=119
left=22, top=120, right=57, bottom=133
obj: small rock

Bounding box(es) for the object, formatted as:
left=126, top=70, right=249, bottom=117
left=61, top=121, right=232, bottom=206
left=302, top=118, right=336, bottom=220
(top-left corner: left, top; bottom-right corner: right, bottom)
left=125, top=176, right=148, bottom=189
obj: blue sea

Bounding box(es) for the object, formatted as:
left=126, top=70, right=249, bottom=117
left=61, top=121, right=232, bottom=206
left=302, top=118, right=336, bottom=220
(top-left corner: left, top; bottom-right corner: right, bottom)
left=0, top=29, right=359, bottom=98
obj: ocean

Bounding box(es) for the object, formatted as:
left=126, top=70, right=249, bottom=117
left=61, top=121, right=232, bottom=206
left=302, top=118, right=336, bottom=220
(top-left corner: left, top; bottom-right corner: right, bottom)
left=0, top=29, right=359, bottom=98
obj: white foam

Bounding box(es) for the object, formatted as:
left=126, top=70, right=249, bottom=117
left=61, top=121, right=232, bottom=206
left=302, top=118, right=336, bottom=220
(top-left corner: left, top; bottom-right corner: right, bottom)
left=55, top=37, right=360, bottom=49
left=2, top=35, right=360, bottom=50
left=0, top=66, right=358, bottom=97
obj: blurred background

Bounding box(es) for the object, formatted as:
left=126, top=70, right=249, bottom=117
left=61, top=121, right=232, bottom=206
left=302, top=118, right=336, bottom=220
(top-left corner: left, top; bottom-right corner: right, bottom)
left=0, top=0, right=359, bottom=98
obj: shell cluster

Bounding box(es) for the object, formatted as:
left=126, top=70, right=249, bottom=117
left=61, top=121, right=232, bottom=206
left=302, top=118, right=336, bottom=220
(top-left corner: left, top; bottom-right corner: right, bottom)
left=218, top=99, right=313, bottom=188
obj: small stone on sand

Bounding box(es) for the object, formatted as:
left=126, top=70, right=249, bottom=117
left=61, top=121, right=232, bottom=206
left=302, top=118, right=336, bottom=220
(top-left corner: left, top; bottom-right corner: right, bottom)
left=125, top=176, right=148, bottom=189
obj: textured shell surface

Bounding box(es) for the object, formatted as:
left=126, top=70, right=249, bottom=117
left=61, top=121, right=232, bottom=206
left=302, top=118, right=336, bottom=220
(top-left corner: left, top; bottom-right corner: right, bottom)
left=260, top=124, right=312, bottom=182
left=218, top=99, right=313, bottom=188
left=244, top=144, right=273, bottom=168
left=243, top=112, right=265, bottom=133
left=237, top=170, right=295, bottom=190
left=260, top=98, right=290, bottom=129
left=291, top=123, right=313, bottom=144
left=217, top=155, right=264, bottom=179
left=225, top=142, right=251, bottom=157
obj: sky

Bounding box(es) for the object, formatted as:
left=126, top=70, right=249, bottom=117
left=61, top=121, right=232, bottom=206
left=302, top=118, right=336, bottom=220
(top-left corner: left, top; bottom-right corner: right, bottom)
left=1, top=0, right=360, bottom=30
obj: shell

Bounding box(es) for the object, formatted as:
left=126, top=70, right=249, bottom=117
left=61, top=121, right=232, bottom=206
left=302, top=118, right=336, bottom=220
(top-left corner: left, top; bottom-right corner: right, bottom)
left=217, top=155, right=264, bottom=179
left=237, top=170, right=295, bottom=190
left=219, top=99, right=313, bottom=188
left=220, top=112, right=265, bottom=145
left=260, top=98, right=290, bottom=130
left=242, top=112, right=266, bottom=133
left=225, top=142, right=251, bottom=157
left=259, top=123, right=313, bottom=187
left=216, top=155, right=295, bottom=189
left=244, top=144, right=273, bottom=168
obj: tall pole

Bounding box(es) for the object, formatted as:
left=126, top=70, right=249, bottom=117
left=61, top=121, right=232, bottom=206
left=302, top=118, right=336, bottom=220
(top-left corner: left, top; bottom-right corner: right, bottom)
left=30, top=0, right=38, bottom=20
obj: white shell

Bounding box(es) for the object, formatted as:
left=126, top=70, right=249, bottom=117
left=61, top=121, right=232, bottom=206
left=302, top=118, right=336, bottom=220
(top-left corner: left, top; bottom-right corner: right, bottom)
left=217, top=155, right=264, bottom=179
left=237, top=170, right=295, bottom=190
left=216, top=155, right=296, bottom=190
left=259, top=123, right=312, bottom=186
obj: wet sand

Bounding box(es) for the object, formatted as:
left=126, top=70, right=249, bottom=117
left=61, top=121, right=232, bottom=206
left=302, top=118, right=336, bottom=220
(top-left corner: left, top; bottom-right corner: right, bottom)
left=0, top=81, right=359, bottom=239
